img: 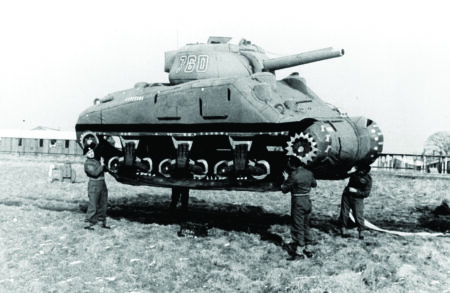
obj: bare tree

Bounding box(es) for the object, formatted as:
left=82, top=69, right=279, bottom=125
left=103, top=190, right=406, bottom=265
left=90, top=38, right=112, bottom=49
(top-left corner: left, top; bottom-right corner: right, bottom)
left=423, top=131, right=450, bottom=155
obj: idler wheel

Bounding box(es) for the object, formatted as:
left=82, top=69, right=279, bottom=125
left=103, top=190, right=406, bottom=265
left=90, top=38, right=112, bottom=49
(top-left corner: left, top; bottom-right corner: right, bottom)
left=285, top=132, right=318, bottom=165
left=107, top=156, right=122, bottom=173
left=80, top=131, right=99, bottom=149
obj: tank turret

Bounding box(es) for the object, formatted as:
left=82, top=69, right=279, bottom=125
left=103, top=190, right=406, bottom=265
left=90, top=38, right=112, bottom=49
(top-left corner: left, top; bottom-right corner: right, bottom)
left=165, top=37, right=344, bottom=84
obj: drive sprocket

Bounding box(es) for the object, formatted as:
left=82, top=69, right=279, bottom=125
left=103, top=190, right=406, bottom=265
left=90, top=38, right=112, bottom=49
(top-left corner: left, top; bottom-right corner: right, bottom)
left=285, top=132, right=318, bottom=165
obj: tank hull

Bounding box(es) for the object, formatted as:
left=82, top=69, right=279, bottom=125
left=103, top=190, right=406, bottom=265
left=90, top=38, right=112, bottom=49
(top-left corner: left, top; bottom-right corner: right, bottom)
left=76, top=74, right=383, bottom=191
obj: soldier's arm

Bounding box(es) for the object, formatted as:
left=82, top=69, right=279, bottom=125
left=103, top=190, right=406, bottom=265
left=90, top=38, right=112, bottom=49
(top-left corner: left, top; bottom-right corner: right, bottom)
left=85, top=161, right=104, bottom=177
left=360, top=176, right=372, bottom=198
left=311, top=177, right=317, bottom=188
left=353, top=175, right=372, bottom=198
left=281, top=174, right=295, bottom=193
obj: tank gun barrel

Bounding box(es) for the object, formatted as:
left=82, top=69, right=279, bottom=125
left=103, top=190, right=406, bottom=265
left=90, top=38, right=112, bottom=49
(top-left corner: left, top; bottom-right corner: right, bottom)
left=263, top=47, right=344, bottom=71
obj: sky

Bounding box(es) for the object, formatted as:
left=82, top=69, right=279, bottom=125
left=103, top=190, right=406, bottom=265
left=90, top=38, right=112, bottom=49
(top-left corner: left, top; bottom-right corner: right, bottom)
left=0, top=0, right=449, bottom=154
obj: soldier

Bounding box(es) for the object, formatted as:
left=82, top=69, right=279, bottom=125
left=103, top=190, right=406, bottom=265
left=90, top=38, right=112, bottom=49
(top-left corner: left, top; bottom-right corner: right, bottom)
left=281, top=156, right=317, bottom=260
left=338, top=164, right=372, bottom=240
left=83, top=144, right=110, bottom=230
left=169, top=187, right=190, bottom=221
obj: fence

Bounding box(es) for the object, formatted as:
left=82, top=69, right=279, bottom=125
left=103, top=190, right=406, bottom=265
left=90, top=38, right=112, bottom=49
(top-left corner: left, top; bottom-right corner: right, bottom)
left=374, top=153, right=450, bottom=174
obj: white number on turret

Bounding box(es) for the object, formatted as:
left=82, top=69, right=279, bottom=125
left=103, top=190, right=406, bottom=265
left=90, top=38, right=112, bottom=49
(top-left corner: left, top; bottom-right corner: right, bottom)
left=197, top=55, right=209, bottom=72
left=175, top=55, right=209, bottom=73
left=175, top=56, right=187, bottom=73
left=185, top=55, right=197, bottom=72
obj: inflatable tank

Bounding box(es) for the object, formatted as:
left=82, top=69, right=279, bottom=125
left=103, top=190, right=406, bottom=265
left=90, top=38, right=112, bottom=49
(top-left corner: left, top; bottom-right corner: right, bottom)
left=76, top=37, right=383, bottom=191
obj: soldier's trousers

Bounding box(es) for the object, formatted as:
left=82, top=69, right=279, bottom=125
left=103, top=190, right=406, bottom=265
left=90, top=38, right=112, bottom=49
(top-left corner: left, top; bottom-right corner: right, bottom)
left=170, top=187, right=190, bottom=219
left=338, top=192, right=365, bottom=231
left=170, top=187, right=189, bottom=208
left=291, top=195, right=313, bottom=246
left=85, top=179, right=108, bottom=224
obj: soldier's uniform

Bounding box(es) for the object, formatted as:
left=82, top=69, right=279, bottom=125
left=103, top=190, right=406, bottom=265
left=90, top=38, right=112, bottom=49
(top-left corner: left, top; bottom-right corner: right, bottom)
left=281, top=158, right=317, bottom=259
left=338, top=166, right=372, bottom=239
left=84, top=149, right=109, bottom=229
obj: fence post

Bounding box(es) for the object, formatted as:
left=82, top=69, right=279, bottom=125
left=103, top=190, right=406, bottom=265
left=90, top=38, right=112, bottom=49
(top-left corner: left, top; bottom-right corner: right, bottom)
left=424, top=156, right=427, bottom=173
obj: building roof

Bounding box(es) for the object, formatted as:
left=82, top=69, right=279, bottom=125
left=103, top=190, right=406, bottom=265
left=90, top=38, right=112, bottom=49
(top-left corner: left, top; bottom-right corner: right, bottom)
left=0, top=129, right=77, bottom=140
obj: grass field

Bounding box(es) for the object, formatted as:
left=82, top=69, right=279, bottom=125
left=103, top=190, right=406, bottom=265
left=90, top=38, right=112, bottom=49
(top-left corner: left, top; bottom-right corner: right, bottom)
left=0, top=154, right=449, bottom=292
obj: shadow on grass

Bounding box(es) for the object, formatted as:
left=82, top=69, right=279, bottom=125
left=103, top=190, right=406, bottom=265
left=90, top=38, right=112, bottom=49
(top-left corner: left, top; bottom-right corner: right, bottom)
left=1, top=193, right=448, bottom=246
left=351, top=206, right=450, bottom=233
left=85, top=193, right=449, bottom=242
left=80, top=193, right=292, bottom=246
left=416, top=206, right=450, bottom=233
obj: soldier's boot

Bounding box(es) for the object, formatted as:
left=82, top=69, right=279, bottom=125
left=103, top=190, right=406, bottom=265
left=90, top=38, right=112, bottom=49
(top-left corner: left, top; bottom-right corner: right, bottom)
left=283, top=242, right=306, bottom=261
left=303, top=245, right=314, bottom=258
left=340, top=227, right=349, bottom=238
left=358, top=230, right=364, bottom=240
left=287, top=254, right=306, bottom=261
left=287, top=246, right=307, bottom=261
left=283, top=242, right=298, bottom=256
left=100, top=221, right=111, bottom=229
left=84, top=222, right=95, bottom=230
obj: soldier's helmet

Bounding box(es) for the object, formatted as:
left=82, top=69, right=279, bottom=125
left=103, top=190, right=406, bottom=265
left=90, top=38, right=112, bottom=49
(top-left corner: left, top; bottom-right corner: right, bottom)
left=288, top=156, right=304, bottom=168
